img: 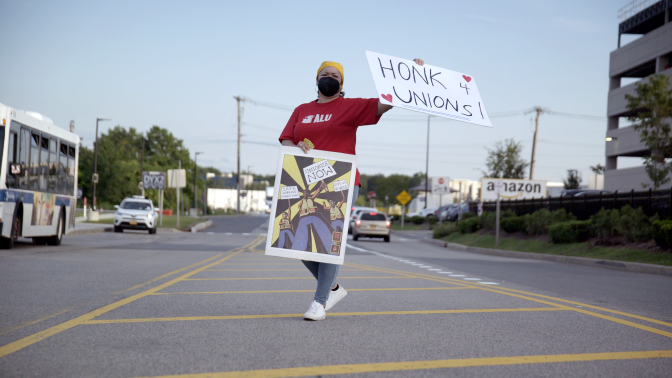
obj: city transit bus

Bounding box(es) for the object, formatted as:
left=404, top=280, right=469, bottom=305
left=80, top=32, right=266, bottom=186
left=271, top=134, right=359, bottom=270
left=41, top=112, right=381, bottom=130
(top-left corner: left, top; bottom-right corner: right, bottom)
left=0, top=102, right=80, bottom=248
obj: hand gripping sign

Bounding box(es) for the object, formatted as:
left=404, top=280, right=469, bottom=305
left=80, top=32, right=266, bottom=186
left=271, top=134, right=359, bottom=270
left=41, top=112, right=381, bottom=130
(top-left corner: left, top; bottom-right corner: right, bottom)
left=365, top=51, right=492, bottom=127
left=265, top=146, right=357, bottom=265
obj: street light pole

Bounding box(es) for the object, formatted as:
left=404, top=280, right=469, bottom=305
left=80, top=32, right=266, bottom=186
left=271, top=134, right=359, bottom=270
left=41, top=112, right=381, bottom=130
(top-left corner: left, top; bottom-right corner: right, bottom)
left=93, top=117, right=110, bottom=210
left=193, top=152, right=202, bottom=212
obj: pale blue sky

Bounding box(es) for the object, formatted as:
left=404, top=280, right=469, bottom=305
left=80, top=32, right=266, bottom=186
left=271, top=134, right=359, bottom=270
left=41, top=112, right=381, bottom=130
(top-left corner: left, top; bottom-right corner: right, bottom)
left=0, top=0, right=630, bottom=183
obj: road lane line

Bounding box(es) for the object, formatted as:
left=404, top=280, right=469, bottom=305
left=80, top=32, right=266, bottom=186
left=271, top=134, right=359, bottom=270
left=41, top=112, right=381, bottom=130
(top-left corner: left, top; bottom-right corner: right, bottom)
left=478, top=282, right=499, bottom=285
left=151, top=287, right=472, bottom=295
left=0, top=235, right=266, bottom=358
left=133, top=350, right=672, bottom=378
left=183, top=276, right=414, bottom=281
left=204, top=269, right=365, bottom=271
left=450, top=275, right=466, bottom=277
left=346, top=262, right=672, bottom=338
left=84, top=308, right=565, bottom=324
left=463, top=278, right=481, bottom=281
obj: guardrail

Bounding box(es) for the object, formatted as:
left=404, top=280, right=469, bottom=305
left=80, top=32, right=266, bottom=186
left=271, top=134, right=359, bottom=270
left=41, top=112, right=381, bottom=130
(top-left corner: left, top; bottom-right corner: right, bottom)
left=618, top=0, right=662, bottom=23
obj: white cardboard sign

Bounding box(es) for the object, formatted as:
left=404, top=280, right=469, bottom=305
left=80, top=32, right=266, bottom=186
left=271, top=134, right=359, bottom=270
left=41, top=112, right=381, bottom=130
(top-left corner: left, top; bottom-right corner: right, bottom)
left=365, top=51, right=492, bottom=127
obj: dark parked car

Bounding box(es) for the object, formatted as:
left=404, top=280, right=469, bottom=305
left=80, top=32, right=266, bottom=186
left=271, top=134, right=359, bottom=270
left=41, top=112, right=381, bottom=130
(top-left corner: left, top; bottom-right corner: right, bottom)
left=444, top=203, right=469, bottom=221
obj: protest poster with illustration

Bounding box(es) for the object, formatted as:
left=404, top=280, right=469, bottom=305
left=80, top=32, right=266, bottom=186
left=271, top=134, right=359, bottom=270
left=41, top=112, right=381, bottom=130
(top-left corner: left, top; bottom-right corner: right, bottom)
left=265, top=146, right=357, bottom=265
left=365, top=51, right=492, bottom=127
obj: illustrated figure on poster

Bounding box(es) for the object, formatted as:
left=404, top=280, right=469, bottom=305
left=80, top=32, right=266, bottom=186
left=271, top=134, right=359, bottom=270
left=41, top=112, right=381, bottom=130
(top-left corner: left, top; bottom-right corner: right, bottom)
left=277, top=58, right=425, bottom=321
left=291, top=181, right=334, bottom=253
left=323, top=191, right=345, bottom=231
left=277, top=199, right=295, bottom=249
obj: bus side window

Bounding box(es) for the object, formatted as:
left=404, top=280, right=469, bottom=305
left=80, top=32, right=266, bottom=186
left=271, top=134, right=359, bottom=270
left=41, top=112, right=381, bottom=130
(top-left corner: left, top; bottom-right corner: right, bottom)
left=59, top=142, right=68, bottom=194
left=49, top=139, right=57, bottom=192
left=30, top=133, right=40, bottom=190
left=67, top=145, right=76, bottom=196
left=39, top=135, right=49, bottom=191
left=19, top=128, right=30, bottom=189
left=6, top=131, right=17, bottom=188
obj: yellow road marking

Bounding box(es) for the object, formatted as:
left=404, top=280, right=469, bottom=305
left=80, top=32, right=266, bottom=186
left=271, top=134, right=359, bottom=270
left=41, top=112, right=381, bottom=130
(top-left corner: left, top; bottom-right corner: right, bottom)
left=0, top=248, right=232, bottom=337
left=134, top=350, right=672, bottom=378
left=204, top=269, right=366, bottom=271
left=150, top=287, right=473, bottom=295
left=84, top=308, right=564, bottom=324
left=347, top=262, right=672, bottom=338
left=0, top=235, right=267, bottom=358
left=218, top=263, right=300, bottom=265
left=183, top=276, right=413, bottom=281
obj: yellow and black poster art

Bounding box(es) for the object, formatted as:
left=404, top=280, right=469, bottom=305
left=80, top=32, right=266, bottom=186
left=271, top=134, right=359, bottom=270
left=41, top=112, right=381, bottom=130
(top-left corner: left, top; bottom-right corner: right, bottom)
left=265, top=147, right=356, bottom=265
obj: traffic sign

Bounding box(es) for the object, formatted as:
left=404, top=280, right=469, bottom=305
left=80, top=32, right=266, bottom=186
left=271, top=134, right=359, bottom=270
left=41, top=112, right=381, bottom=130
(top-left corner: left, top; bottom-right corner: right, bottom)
left=432, top=177, right=450, bottom=194
left=367, top=191, right=377, bottom=200
left=494, top=181, right=504, bottom=195
left=143, top=171, right=166, bottom=190
left=396, top=190, right=412, bottom=205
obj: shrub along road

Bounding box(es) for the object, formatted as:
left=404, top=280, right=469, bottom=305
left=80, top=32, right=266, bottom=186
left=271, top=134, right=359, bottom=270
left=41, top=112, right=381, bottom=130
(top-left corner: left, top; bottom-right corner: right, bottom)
left=0, top=219, right=671, bottom=377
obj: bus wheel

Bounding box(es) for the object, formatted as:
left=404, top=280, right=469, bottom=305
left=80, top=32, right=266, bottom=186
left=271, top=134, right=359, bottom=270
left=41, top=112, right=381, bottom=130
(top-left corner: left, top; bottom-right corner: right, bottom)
left=46, top=212, right=64, bottom=246
left=0, top=215, right=20, bottom=250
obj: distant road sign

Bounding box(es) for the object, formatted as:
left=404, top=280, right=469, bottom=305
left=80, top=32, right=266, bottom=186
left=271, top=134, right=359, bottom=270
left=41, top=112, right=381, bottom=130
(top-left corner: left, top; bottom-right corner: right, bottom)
left=77, top=188, right=83, bottom=199
left=432, top=177, right=450, bottom=194
left=494, top=181, right=503, bottom=194
left=143, top=171, right=166, bottom=190
left=396, top=190, right=412, bottom=206
left=167, top=169, right=186, bottom=189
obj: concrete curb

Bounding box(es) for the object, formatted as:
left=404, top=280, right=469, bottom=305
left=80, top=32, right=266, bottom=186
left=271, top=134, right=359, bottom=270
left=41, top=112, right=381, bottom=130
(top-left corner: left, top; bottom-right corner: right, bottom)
left=422, top=238, right=672, bottom=276
left=191, top=220, right=213, bottom=233
left=69, top=226, right=113, bottom=236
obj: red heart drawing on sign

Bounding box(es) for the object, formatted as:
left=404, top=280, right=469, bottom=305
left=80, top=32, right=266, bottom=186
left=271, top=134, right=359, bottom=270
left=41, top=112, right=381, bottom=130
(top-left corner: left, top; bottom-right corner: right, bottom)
left=381, top=94, right=393, bottom=103
left=462, top=75, right=472, bottom=83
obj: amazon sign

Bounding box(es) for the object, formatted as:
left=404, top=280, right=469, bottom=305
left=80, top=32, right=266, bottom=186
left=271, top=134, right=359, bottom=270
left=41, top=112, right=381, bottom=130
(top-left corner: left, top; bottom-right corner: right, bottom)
left=480, top=178, right=547, bottom=201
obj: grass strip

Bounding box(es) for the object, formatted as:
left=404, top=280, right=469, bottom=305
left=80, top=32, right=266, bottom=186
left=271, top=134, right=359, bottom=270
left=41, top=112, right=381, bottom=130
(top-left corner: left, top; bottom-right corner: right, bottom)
left=86, top=215, right=202, bottom=230
left=440, top=233, right=672, bottom=266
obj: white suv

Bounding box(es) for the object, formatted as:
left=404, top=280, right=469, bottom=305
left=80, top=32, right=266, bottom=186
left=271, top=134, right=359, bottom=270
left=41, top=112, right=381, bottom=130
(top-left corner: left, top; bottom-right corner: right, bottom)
left=113, top=197, right=158, bottom=234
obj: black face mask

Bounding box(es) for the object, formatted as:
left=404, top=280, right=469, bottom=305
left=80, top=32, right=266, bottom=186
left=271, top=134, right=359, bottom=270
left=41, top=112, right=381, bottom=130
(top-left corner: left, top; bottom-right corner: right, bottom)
left=317, top=77, right=340, bottom=97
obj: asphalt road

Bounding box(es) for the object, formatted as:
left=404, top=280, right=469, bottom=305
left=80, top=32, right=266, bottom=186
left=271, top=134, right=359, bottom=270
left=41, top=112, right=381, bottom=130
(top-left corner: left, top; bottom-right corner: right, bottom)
left=0, top=215, right=671, bottom=377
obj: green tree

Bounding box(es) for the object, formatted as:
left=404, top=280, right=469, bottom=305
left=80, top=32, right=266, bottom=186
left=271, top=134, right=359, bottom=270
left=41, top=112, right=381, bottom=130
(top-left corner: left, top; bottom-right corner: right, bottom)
left=590, top=164, right=605, bottom=174
left=483, top=138, right=528, bottom=179
left=626, top=74, right=672, bottom=189
left=78, top=125, right=194, bottom=209
left=564, top=169, right=582, bottom=189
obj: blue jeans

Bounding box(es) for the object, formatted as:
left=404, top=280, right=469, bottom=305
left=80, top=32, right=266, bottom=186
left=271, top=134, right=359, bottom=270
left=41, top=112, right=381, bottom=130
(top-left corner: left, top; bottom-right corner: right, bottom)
left=301, top=185, right=359, bottom=305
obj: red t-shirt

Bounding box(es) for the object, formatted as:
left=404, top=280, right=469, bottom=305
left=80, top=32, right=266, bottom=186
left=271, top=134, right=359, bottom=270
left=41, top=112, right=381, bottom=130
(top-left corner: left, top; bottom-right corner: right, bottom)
left=278, top=97, right=380, bottom=186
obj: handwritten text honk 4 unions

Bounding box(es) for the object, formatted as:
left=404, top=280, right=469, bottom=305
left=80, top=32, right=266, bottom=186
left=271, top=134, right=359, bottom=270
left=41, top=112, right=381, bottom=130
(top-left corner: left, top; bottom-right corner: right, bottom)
left=378, top=58, right=484, bottom=119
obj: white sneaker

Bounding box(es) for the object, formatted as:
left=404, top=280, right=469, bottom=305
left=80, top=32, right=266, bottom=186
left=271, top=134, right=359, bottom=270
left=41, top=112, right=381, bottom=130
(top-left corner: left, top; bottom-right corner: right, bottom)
left=325, top=285, right=347, bottom=311
left=303, top=301, right=326, bottom=321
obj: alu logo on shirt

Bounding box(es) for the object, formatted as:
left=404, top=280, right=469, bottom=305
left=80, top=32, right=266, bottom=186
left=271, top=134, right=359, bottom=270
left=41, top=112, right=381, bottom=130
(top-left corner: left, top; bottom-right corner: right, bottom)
left=302, top=114, right=332, bottom=123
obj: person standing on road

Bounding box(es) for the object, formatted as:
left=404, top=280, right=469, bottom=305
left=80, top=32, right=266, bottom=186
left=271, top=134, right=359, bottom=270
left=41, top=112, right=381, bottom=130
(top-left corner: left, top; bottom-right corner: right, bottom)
left=279, top=58, right=425, bottom=321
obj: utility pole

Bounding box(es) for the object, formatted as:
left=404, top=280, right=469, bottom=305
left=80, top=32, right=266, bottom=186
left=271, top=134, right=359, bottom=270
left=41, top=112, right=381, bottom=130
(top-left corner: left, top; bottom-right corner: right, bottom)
left=234, top=96, right=242, bottom=214
left=529, top=107, right=542, bottom=179
left=140, top=135, right=145, bottom=196
left=193, top=151, right=202, bottom=211
left=424, top=115, right=430, bottom=209
left=92, top=117, right=110, bottom=210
